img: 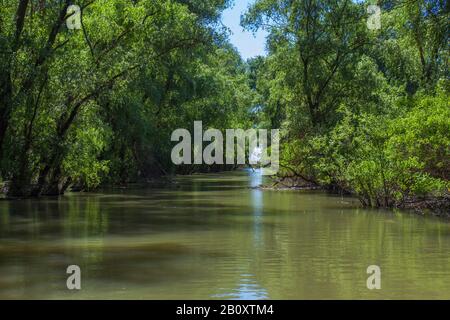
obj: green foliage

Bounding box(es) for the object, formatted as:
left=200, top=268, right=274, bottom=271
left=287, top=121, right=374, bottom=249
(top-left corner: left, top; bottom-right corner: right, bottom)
left=289, top=87, right=449, bottom=207
left=62, top=103, right=111, bottom=190
left=0, top=0, right=448, bottom=208
left=0, top=0, right=253, bottom=196
left=244, top=0, right=449, bottom=207
left=386, top=84, right=450, bottom=181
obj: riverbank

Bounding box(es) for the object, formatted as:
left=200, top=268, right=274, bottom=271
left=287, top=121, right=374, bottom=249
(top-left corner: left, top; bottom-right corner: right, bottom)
left=2, top=172, right=449, bottom=219
left=0, top=177, right=175, bottom=199
left=260, top=175, right=450, bottom=218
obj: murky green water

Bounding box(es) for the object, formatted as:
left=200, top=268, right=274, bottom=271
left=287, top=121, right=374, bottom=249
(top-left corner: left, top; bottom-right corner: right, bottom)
left=0, top=170, right=449, bottom=299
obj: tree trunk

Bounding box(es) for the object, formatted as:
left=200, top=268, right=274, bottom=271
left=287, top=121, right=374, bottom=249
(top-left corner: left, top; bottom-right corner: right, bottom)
left=0, top=70, right=13, bottom=156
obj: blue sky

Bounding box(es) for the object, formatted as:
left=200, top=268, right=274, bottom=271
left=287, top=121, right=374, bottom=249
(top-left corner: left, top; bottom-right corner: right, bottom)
left=221, top=0, right=268, bottom=60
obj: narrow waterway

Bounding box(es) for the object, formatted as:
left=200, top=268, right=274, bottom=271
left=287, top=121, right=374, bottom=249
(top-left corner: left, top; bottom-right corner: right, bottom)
left=0, top=170, right=449, bottom=299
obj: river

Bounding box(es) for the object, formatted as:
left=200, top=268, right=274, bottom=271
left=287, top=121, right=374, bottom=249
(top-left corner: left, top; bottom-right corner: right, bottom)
left=0, top=170, right=449, bottom=299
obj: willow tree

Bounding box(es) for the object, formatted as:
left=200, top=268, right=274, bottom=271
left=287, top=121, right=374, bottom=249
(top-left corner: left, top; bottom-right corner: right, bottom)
left=242, top=0, right=371, bottom=129
left=0, top=0, right=251, bottom=196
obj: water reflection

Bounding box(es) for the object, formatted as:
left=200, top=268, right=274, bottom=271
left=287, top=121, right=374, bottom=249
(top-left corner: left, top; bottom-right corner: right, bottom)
left=0, top=170, right=449, bottom=299
left=250, top=169, right=264, bottom=250
left=212, top=274, right=269, bottom=300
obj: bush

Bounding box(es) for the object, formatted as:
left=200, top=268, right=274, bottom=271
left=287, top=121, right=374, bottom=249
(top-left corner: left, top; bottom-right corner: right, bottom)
left=300, top=88, right=449, bottom=207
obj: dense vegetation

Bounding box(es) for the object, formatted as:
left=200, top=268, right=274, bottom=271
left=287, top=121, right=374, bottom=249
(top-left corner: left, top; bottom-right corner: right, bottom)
left=0, top=0, right=254, bottom=196
left=244, top=0, right=449, bottom=209
left=0, top=0, right=449, bottom=211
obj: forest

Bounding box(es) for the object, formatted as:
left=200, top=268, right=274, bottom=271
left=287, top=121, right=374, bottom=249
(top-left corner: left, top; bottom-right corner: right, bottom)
left=0, top=0, right=448, bottom=212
